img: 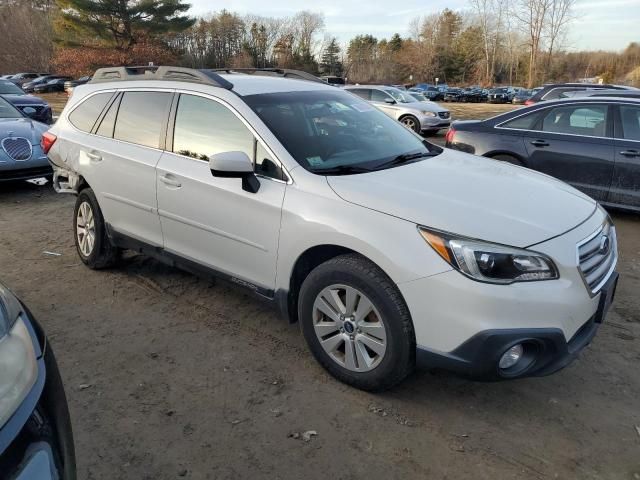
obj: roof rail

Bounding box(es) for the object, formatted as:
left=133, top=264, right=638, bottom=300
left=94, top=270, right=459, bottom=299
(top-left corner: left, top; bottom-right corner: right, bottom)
left=210, top=68, right=324, bottom=84
left=89, top=66, right=234, bottom=90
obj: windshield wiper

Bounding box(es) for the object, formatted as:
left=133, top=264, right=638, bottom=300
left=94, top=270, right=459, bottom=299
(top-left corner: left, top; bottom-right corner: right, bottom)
left=314, top=165, right=372, bottom=176
left=374, top=151, right=439, bottom=170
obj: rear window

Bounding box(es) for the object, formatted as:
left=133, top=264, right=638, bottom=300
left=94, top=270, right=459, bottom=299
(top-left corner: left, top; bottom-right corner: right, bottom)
left=68, top=92, right=113, bottom=132
left=113, top=91, right=172, bottom=148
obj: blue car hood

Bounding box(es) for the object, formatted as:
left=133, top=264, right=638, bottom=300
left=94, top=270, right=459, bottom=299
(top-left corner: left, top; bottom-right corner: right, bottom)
left=2, top=94, right=48, bottom=106
left=0, top=118, right=48, bottom=145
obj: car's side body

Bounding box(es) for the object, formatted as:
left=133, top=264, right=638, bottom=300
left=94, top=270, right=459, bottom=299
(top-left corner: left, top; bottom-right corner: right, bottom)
left=445, top=97, right=640, bottom=211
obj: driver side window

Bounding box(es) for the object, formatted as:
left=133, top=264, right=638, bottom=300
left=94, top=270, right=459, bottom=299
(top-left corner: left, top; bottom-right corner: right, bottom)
left=371, top=89, right=391, bottom=103
left=172, top=94, right=285, bottom=180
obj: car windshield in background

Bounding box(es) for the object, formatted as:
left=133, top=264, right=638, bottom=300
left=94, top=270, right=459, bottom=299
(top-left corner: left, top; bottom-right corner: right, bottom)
left=0, top=81, right=24, bottom=95
left=491, top=88, right=508, bottom=93
left=385, top=88, right=415, bottom=103
left=244, top=90, right=440, bottom=175
left=0, top=97, right=22, bottom=118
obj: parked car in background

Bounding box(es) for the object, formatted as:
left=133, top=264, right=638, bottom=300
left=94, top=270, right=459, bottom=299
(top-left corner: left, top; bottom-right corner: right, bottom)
left=64, top=76, right=92, bottom=94
left=487, top=87, right=515, bottom=103
left=436, top=84, right=448, bottom=92
left=47, top=66, right=617, bottom=390
left=0, top=79, right=53, bottom=124
left=459, top=87, right=486, bottom=103
left=512, top=89, right=533, bottom=104
left=444, top=87, right=463, bottom=102
left=560, top=89, right=640, bottom=100
left=0, top=96, right=51, bottom=181
left=34, top=77, right=72, bottom=94
left=320, top=76, right=345, bottom=86
left=22, top=75, right=61, bottom=93
left=8, top=73, right=48, bottom=86
left=445, top=97, right=640, bottom=211
left=413, top=86, right=444, bottom=101
left=0, top=74, right=15, bottom=80
left=346, top=84, right=451, bottom=133
left=0, top=281, right=77, bottom=479
left=525, top=83, right=636, bottom=105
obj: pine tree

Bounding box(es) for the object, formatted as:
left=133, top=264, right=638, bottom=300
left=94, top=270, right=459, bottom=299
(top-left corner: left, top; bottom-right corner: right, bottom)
left=320, top=37, right=343, bottom=76
left=56, top=0, right=195, bottom=49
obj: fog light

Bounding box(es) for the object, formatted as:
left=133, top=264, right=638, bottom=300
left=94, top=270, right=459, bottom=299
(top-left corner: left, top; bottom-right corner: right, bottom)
left=499, top=344, right=524, bottom=369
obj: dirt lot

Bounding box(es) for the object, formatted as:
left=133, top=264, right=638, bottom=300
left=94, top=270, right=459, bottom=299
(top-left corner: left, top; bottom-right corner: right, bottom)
left=2, top=100, right=640, bottom=479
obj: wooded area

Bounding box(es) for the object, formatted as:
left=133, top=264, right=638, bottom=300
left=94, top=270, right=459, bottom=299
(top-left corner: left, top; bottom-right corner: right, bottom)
left=0, top=0, right=639, bottom=87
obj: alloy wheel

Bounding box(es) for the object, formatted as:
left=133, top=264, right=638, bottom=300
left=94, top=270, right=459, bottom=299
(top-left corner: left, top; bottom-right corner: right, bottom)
left=76, top=201, right=96, bottom=257
left=312, top=284, right=387, bottom=372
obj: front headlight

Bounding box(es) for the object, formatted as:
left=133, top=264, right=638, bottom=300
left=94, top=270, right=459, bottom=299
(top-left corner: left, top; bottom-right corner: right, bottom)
left=422, top=111, right=437, bottom=117
left=419, top=227, right=558, bottom=284
left=0, top=290, right=38, bottom=428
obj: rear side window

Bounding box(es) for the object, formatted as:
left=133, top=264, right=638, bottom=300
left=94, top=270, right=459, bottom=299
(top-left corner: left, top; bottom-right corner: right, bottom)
left=500, top=111, right=541, bottom=130
left=95, top=94, right=121, bottom=138
left=114, top=91, right=172, bottom=148
left=371, top=89, right=390, bottom=102
left=68, top=92, right=113, bottom=132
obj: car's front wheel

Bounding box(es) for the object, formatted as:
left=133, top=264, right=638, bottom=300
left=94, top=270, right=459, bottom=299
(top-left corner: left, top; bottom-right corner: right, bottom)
left=399, top=115, right=421, bottom=133
left=298, top=254, right=415, bottom=391
left=73, top=188, right=119, bottom=269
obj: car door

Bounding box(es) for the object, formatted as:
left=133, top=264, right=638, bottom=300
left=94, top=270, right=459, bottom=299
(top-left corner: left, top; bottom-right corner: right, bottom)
left=83, top=89, right=172, bottom=246
left=522, top=103, right=615, bottom=201
left=370, top=89, right=399, bottom=119
left=156, top=92, right=287, bottom=292
left=609, top=104, right=640, bottom=208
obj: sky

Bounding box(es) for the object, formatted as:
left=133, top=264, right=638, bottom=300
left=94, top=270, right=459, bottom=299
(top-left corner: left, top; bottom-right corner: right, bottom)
left=187, top=0, right=639, bottom=52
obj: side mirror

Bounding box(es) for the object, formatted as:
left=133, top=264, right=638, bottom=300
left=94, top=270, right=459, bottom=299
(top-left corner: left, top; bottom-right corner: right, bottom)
left=384, top=98, right=396, bottom=105
left=209, top=151, right=260, bottom=193
left=22, top=106, right=37, bottom=117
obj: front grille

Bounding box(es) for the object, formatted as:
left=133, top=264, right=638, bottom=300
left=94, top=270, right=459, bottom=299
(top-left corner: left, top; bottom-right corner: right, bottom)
left=439, top=112, right=450, bottom=119
left=1, top=137, right=32, bottom=161
left=577, top=221, right=617, bottom=295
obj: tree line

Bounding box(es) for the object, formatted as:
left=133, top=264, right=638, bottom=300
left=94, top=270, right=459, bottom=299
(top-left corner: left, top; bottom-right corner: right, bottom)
left=0, top=0, right=638, bottom=87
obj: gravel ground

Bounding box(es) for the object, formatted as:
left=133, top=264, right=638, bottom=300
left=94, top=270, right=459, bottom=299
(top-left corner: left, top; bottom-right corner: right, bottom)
left=1, top=99, right=639, bottom=479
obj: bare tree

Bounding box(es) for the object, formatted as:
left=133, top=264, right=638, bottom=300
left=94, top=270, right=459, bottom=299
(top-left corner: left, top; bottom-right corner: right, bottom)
left=543, top=0, right=574, bottom=79
left=470, top=0, right=508, bottom=84
left=514, top=0, right=552, bottom=87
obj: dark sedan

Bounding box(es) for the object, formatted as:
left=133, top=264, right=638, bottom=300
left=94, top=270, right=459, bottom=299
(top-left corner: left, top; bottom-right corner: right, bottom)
left=0, top=282, right=76, bottom=479
left=21, top=76, right=61, bottom=93
left=33, top=78, right=71, bottom=94
left=525, top=83, right=636, bottom=105
left=445, top=97, right=640, bottom=211
left=0, top=80, right=53, bottom=124
left=444, top=88, right=463, bottom=102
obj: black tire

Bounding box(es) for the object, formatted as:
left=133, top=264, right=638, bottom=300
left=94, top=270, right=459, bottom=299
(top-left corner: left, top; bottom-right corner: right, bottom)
left=73, top=188, right=118, bottom=269
left=399, top=115, right=421, bottom=133
left=491, top=154, right=524, bottom=166
left=298, top=254, right=415, bottom=391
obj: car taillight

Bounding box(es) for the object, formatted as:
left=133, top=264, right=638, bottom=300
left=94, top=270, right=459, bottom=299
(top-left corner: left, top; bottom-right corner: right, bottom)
left=41, top=132, right=57, bottom=154
left=524, top=99, right=534, bottom=106
left=445, top=127, right=456, bottom=144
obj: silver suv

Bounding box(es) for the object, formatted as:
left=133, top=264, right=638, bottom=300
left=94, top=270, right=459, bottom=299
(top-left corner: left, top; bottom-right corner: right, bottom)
left=345, top=85, right=451, bottom=133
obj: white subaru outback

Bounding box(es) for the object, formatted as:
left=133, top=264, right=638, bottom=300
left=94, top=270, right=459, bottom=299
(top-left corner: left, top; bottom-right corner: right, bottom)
left=44, top=66, right=618, bottom=391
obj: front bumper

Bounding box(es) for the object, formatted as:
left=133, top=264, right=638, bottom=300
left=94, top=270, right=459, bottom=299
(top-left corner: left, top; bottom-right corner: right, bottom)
left=415, top=272, right=617, bottom=380
left=0, top=151, right=52, bottom=182
left=419, top=115, right=451, bottom=131
left=0, top=305, right=76, bottom=479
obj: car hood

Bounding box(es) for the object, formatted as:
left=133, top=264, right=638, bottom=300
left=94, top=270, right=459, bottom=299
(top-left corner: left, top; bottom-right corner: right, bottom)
left=1, top=94, right=46, bottom=106
left=0, top=117, right=48, bottom=145
left=327, top=149, right=597, bottom=247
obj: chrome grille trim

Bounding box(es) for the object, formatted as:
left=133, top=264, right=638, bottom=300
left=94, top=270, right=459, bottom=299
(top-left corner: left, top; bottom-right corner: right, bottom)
left=1, top=137, right=32, bottom=161
left=576, top=221, right=618, bottom=296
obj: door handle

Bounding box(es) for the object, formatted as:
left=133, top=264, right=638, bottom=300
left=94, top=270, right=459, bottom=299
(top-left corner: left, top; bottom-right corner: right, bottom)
left=619, top=149, right=640, bottom=157
left=530, top=140, right=549, bottom=147
left=159, top=174, right=182, bottom=188
left=86, top=151, right=102, bottom=162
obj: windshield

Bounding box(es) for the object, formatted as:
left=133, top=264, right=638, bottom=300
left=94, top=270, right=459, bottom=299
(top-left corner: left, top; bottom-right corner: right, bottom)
left=0, top=97, right=23, bottom=118
left=384, top=88, right=415, bottom=103
left=244, top=90, right=441, bottom=175
left=410, top=92, right=426, bottom=101
left=0, top=81, right=24, bottom=95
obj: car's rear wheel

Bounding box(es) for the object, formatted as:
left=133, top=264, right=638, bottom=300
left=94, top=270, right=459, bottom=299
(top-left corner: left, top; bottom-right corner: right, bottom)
left=491, top=154, right=524, bottom=166
left=399, top=115, right=421, bottom=133
left=74, top=188, right=118, bottom=269
left=298, top=254, right=415, bottom=391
